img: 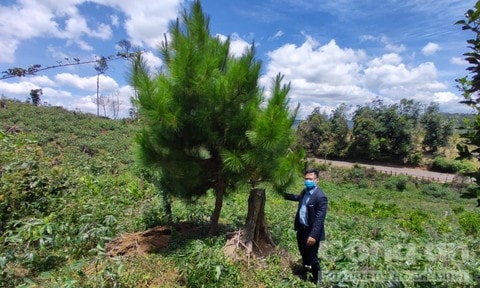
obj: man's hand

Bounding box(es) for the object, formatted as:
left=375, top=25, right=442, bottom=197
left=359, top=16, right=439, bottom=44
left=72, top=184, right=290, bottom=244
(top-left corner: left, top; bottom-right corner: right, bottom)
left=307, top=236, right=316, bottom=246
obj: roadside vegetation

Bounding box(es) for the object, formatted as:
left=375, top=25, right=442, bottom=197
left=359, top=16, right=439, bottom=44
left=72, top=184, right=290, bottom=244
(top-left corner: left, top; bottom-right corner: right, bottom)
left=294, top=99, right=478, bottom=172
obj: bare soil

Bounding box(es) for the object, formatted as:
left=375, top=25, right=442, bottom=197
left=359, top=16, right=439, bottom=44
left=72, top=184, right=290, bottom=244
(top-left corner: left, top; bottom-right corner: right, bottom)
left=105, top=222, right=202, bottom=257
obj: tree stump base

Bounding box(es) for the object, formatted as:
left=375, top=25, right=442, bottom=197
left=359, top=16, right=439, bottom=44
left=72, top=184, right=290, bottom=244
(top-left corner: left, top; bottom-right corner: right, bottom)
left=224, top=188, right=276, bottom=261
left=224, top=229, right=275, bottom=261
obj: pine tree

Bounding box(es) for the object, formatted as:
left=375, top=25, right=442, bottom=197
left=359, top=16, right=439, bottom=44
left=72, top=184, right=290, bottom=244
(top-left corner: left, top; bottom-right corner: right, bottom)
left=131, top=0, right=301, bottom=239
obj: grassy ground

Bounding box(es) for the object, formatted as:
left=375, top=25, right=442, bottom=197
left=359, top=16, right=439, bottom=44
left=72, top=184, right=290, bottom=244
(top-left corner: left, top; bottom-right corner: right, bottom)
left=1, top=100, right=479, bottom=287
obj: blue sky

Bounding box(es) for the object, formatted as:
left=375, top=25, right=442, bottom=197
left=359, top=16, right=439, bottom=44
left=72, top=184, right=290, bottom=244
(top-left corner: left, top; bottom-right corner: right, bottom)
left=0, top=0, right=476, bottom=119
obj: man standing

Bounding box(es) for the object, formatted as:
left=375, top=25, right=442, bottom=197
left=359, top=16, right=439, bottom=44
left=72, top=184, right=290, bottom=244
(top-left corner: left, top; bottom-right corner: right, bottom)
left=284, top=168, right=328, bottom=285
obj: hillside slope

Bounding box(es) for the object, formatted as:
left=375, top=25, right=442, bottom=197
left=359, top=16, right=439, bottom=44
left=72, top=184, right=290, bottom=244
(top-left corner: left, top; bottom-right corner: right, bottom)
left=1, top=100, right=479, bottom=287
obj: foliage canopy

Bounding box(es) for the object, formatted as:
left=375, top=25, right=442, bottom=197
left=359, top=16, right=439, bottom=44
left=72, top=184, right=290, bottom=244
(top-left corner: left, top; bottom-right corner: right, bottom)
left=131, top=0, right=301, bottom=234
left=456, top=0, right=480, bottom=200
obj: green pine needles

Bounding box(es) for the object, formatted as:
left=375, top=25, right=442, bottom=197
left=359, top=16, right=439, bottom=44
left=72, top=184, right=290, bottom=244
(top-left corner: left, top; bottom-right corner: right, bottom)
left=130, top=0, right=301, bottom=233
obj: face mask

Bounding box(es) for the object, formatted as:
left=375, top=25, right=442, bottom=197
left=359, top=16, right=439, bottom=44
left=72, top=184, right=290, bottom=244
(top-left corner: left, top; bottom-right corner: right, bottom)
left=304, top=180, right=316, bottom=189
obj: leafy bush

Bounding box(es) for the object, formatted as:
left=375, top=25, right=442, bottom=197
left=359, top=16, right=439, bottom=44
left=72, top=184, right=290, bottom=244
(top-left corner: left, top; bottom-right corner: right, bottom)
left=452, top=206, right=466, bottom=214
left=458, top=211, right=480, bottom=236
left=343, top=165, right=379, bottom=188
left=399, top=210, right=429, bottom=234
left=371, top=201, right=399, bottom=218
left=384, top=175, right=410, bottom=192
left=140, top=195, right=169, bottom=229
left=341, top=200, right=371, bottom=216
left=309, top=160, right=330, bottom=172
left=176, top=238, right=241, bottom=287
left=430, top=156, right=474, bottom=173
left=406, top=151, right=423, bottom=166
left=0, top=132, right=76, bottom=231
left=421, top=183, right=455, bottom=199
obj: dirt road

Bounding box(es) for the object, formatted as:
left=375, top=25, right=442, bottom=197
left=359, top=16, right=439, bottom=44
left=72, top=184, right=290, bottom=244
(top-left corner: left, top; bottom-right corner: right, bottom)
left=314, top=159, right=460, bottom=183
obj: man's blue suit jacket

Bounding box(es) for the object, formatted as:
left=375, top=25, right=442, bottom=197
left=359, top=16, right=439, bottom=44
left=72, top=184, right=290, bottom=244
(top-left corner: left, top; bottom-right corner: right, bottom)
left=284, top=187, right=328, bottom=241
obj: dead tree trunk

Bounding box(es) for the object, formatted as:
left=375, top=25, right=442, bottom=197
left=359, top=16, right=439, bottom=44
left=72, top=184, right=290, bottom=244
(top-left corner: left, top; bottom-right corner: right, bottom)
left=244, top=188, right=275, bottom=255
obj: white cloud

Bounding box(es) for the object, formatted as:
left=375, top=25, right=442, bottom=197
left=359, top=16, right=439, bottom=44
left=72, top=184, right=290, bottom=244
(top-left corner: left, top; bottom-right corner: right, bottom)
left=55, top=73, right=119, bottom=91
left=73, top=94, right=98, bottom=112
left=42, top=87, right=73, bottom=99
left=141, top=51, right=163, bottom=74
left=101, top=0, right=182, bottom=48
left=385, top=43, right=406, bottom=53
left=110, top=15, right=120, bottom=27
left=365, top=60, right=446, bottom=103
left=0, top=74, right=73, bottom=102
left=0, top=39, right=19, bottom=63
left=450, top=57, right=466, bottom=66
left=359, top=34, right=376, bottom=42
left=229, top=33, right=252, bottom=58
left=360, top=34, right=406, bottom=53
left=0, top=80, right=38, bottom=95
left=422, top=42, right=440, bottom=56
left=67, top=84, right=135, bottom=117
left=433, top=91, right=459, bottom=104
left=216, top=33, right=252, bottom=58
left=263, top=35, right=457, bottom=119
left=63, top=14, right=112, bottom=40
left=262, top=37, right=374, bottom=118
left=368, top=53, right=403, bottom=67
left=272, top=30, right=284, bottom=40
left=0, top=0, right=181, bottom=62
left=266, top=38, right=366, bottom=84
left=28, top=75, right=57, bottom=87
left=0, top=2, right=60, bottom=39
left=365, top=61, right=437, bottom=87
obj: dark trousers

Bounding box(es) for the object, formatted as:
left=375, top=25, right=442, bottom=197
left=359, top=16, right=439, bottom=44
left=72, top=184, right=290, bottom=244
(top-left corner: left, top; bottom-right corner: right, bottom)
left=296, top=225, right=321, bottom=283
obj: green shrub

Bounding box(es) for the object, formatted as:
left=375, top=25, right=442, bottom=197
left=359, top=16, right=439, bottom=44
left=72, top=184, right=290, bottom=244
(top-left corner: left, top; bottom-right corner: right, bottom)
left=141, top=195, right=169, bottom=229
left=384, top=175, right=410, bottom=192
left=399, top=210, right=429, bottom=234
left=421, top=183, right=454, bottom=199
left=0, top=133, right=76, bottom=231
left=356, top=179, right=370, bottom=188
left=430, top=156, right=474, bottom=173
left=458, top=211, right=480, bottom=236
left=310, top=161, right=329, bottom=172
left=177, top=238, right=241, bottom=287
left=452, top=206, right=465, bottom=214
left=344, top=165, right=379, bottom=187
left=340, top=200, right=371, bottom=216
left=406, top=151, right=423, bottom=166
left=371, top=201, right=399, bottom=218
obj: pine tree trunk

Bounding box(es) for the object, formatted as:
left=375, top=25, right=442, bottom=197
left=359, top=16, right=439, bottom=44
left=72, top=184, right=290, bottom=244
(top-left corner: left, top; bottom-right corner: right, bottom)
left=153, top=178, right=173, bottom=224
left=163, top=192, right=173, bottom=224
left=244, top=188, right=275, bottom=253
left=208, top=180, right=225, bottom=236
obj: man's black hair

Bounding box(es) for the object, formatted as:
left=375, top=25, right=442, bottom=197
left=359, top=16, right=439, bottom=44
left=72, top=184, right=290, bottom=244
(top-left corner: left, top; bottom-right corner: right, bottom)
left=304, top=168, right=319, bottom=178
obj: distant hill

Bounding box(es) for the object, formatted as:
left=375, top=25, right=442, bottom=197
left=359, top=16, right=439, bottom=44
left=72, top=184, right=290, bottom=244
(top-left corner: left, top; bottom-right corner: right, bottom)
left=0, top=99, right=137, bottom=171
